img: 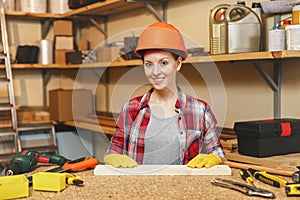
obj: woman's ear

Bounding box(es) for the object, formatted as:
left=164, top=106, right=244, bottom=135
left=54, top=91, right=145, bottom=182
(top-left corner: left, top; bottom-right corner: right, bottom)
left=176, top=57, right=183, bottom=72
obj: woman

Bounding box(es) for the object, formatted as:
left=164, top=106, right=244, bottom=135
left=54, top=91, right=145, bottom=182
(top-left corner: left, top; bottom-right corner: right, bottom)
left=104, top=22, right=226, bottom=168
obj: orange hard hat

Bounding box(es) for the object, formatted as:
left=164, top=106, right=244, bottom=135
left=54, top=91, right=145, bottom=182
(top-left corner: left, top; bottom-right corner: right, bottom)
left=134, top=22, right=188, bottom=60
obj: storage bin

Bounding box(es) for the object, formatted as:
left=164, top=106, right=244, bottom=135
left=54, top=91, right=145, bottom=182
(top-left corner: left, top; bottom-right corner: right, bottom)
left=234, top=118, right=300, bottom=157
left=0, top=174, right=29, bottom=199
left=33, top=172, right=66, bottom=192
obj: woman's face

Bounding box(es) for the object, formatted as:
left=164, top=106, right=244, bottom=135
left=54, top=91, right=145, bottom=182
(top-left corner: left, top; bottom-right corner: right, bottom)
left=143, top=50, right=182, bottom=91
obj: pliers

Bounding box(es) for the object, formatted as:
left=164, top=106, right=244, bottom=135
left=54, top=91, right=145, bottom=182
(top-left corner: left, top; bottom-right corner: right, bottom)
left=211, top=178, right=275, bottom=199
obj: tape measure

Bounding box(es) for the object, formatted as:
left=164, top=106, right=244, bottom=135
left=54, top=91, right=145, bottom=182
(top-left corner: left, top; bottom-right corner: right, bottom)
left=285, top=183, right=300, bottom=196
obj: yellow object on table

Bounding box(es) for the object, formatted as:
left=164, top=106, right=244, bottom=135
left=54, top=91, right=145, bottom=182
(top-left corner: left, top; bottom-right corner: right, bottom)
left=0, top=174, right=29, bottom=199
left=33, top=172, right=66, bottom=192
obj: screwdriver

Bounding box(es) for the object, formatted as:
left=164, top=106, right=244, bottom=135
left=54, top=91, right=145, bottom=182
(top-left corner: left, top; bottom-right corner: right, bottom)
left=248, top=168, right=287, bottom=188
left=239, top=169, right=256, bottom=187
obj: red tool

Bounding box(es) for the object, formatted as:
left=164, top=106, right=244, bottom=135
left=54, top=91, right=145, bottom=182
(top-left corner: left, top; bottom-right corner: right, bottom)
left=49, top=157, right=99, bottom=172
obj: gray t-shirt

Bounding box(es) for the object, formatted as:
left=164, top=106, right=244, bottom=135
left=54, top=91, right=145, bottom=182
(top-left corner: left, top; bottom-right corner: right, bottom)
left=143, top=113, right=180, bottom=164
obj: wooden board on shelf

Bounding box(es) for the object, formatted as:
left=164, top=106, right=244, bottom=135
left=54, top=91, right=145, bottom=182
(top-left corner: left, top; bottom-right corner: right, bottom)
left=2, top=51, right=300, bottom=69
left=61, top=0, right=145, bottom=17
left=225, top=149, right=300, bottom=169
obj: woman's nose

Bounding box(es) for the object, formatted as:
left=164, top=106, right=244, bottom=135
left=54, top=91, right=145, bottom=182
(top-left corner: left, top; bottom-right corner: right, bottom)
left=152, top=64, right=162, bottom=75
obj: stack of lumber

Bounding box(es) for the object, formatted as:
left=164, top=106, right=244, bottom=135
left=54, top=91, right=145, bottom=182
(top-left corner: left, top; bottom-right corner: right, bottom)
left=220, top=127, right=237, bottom=153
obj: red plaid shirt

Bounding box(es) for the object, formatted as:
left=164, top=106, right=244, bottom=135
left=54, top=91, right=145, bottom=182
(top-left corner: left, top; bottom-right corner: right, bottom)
left=106, top=88, right=224, bottom=164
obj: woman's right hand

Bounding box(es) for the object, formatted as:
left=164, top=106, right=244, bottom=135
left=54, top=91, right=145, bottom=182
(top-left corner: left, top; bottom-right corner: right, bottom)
left=103, top=154, right=138, bottom=168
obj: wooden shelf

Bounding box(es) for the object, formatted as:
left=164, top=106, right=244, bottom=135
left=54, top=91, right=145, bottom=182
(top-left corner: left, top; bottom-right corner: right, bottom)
left=5, top=0, right=145, bottom=19
left=3, top=50, right=300, bottom=69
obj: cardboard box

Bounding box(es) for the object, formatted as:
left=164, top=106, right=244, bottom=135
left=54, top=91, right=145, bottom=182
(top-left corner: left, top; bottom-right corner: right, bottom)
left=77, top=38, right=89, bottom=51
left=54, top=36, right=74, bottom=50
left=234, top=118, right=300, bottom=157
left=55, top=50, right=75, bottom=64
left=66, top=50, right=97, bottom=64
left=49, top=89, right=93, bottom=122
left=97, top=46, right=122, bottom=62
left=53, top=20, right=73, bottom=36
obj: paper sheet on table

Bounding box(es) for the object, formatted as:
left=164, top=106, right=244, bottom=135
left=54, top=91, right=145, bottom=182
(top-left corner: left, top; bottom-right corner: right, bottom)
left=94, top=165, right=231, bottom=176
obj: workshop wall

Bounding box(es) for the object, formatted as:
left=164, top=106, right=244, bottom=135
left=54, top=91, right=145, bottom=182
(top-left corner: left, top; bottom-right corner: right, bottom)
left=5, top=0, right=300, bottom=129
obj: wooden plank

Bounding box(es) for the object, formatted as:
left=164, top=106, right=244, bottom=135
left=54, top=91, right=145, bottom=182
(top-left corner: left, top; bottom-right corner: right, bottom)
left=220, top=139, right=237, bottom=152
left=94, top=165, right=232, bottom=176
left=61, top=0, right=144, bottom=17
left=224, top=150, right=300, bottom=168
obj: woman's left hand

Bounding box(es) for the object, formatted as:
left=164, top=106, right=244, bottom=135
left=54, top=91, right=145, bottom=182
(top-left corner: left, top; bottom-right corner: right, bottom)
left=187, top=154, right=222, bottom=168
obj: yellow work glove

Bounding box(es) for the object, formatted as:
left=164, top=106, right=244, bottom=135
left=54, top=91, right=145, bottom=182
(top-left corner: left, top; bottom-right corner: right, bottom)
left=103, top=154, right=138, bottom=168
left=187, top=154, right=221, bottom=168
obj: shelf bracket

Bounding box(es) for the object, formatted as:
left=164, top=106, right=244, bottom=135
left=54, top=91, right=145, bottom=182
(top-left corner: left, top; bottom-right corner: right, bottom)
left=126, top=0, right=168, bottom=22
left=144, top=1, right=168, bottom=22
left=88, top=68, right=110, bottom=111
left=42, top=69, right=52, bottom=108
left=252, top=61, right=281, bottom=118
left=88, top=16, right=108, bottom=40
left=41, top=19, right=53, bottom=39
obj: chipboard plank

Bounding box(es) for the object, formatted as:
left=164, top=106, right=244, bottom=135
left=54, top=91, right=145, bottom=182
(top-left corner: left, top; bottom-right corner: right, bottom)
left=94, top=165, right=232, bottom=176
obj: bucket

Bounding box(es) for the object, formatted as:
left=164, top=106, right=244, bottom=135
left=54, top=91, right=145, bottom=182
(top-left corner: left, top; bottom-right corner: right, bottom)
left=20, top=0, right=47, bottom=13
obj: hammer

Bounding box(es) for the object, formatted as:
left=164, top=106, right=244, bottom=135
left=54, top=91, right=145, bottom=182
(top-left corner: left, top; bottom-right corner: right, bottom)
left=224, top=160, right=297, bottom=177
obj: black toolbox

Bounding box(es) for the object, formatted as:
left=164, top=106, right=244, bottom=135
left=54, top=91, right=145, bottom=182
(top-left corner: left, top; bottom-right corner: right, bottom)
left=234, top=119, right=300, bottom=157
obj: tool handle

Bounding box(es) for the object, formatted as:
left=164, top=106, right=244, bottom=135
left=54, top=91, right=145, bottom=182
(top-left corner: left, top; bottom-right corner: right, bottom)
left=250, top=169, right=287, bottom=188
left=62, top=157, right=98, bottom=171
left=239, top=169, right=253, bottom=184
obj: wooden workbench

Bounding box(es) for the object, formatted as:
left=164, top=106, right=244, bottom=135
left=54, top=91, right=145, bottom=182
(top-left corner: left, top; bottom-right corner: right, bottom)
left=23, top=167, right=299, bottom=200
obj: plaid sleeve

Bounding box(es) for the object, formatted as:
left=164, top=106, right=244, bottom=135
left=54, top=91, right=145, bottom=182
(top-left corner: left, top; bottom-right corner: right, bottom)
left=203, top=105, right=225, bottom=157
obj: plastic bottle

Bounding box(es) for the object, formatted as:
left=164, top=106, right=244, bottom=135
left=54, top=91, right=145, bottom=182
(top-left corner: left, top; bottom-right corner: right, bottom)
left=251, top=2, right=262, bottom=22
left=292, top=5, right=300, bottom=25
left=281, top=19, right=291, bottom=30
left=225, top=4, right=262, bottom=53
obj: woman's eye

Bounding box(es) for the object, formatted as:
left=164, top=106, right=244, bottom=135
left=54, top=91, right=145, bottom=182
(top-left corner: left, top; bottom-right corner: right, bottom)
left=144, top=63, right=152, bottom=68
left=161, top=61, right=168, bottom=66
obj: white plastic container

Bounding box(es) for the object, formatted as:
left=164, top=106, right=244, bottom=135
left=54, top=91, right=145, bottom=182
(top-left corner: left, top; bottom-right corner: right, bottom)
left=49, top=0, right=70, bottom=14
left=20, top=0, right=47, bottom=13
left=225, top=4, right=262, bottom=53
left=268, top=29, right=285, bottom=51
left=286, top=24, right=300, bottom=50
left=3, top=0, right=15, bottom=11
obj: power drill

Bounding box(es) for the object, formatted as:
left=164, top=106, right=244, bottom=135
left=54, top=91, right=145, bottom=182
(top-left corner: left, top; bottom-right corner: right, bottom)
left=5, top=150, right=68, bottom=176
left=5, top=150, right=39, bottom=176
